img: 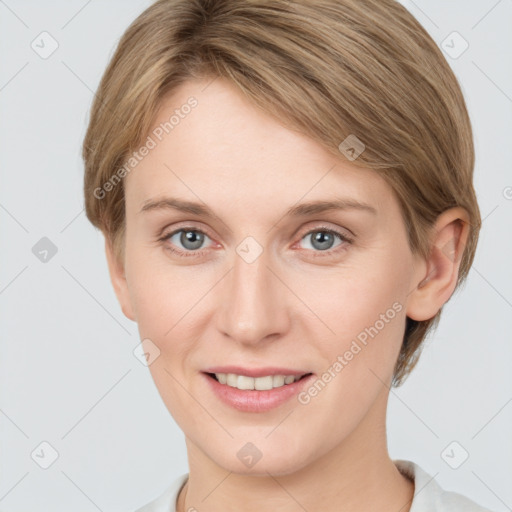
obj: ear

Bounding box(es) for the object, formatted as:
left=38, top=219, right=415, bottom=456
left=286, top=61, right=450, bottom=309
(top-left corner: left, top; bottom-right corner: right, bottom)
left=406, top=207, right=470, bottom=321
left=104, top=235, right=136, bottom=322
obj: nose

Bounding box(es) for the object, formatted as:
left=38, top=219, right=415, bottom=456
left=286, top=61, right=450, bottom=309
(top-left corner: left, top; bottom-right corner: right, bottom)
left=215, top=244, right=291, bottom=347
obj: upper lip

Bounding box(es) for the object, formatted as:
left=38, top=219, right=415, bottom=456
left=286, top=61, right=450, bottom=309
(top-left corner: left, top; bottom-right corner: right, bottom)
left=203, top=366, right=313, bottom=378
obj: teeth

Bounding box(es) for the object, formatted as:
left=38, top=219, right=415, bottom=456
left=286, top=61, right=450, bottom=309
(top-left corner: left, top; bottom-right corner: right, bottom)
left=273, top=375, right=285, bottom=387
left=213, top=373, right=305, bottom=390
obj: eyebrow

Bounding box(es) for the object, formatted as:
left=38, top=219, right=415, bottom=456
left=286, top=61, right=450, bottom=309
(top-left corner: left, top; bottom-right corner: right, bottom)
left=139, top=197, right=377, bottom=217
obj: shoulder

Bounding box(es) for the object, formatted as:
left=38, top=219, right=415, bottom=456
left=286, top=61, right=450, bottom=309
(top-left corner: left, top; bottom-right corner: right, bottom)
left=394, top=459, right=494, bottom=512
left=133, top=473, right=189, bottom=512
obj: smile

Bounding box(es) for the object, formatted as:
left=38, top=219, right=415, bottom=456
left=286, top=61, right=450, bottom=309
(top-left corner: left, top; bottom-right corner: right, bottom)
left=208, top=372, right=312, bottom=391
left=203, top=371, right=315, bottom=412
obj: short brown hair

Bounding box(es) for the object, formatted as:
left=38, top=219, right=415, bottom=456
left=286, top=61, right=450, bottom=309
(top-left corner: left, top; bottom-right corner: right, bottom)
left=83, top=0, right=481, bottom=387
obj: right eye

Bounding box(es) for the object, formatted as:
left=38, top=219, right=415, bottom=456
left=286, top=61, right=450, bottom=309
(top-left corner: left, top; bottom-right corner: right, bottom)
left=159, top=227, right=214, bottom=257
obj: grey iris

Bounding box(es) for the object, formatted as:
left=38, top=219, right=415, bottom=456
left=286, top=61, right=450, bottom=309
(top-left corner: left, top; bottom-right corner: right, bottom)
left=311, top=231, right=335, bottom=250
left=181, top=230, right=204, bottom=250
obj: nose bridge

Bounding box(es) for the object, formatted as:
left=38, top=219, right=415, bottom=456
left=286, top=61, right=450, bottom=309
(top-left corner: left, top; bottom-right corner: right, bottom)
left=217, top=238, right=289, bottom=344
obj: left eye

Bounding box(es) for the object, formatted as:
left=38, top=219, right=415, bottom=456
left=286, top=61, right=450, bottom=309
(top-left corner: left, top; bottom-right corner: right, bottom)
left=298, top=229, right=348, bottom=252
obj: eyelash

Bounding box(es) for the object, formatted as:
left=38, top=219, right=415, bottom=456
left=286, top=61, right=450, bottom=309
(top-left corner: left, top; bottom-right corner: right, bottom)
left=157, top=224, right=354, bottom=259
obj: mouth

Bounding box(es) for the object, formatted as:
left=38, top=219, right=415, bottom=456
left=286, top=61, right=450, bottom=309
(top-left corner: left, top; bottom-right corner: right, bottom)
left=202, top=370, right=316, bottom=412
left=204, top=371, right=313, bottom=391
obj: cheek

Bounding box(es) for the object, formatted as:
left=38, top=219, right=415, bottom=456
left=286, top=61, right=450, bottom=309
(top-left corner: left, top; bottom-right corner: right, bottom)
left=124, top=242, right=205, bottom=336
left=303, top=258, right=405, bottom=339
left=302, top=257, right=407, bottom=385
left=294, top=269, right=406, bottom=436
left=125, top=253, right=203, bottom=426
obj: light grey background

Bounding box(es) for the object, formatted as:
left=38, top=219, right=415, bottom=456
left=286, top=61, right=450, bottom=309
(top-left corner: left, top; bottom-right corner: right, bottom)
left=0, top=0, right=511, bottom=511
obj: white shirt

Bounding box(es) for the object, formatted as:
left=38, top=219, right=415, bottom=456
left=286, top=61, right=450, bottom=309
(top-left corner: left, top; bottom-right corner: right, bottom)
left=133, top=459, right=494, bottom=511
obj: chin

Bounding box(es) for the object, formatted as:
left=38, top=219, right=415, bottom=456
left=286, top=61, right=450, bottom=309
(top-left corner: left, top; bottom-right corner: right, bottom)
left=203, top=440, right=313, bottom=477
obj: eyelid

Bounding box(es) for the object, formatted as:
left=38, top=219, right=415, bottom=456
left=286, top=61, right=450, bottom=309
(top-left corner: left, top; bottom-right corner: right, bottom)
left=295, top=222, right=354, bottom=242
left=158, top=221, right=216, bottom=243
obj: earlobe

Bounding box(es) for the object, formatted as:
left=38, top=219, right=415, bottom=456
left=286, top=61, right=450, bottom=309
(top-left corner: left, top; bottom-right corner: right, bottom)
left=406, top=207, right=470, bottom=322
left=104, top=235, right=136, bottom=322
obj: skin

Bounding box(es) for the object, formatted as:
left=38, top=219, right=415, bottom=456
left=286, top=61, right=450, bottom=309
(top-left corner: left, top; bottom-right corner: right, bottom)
left=105, top=77, right=470, bottom=512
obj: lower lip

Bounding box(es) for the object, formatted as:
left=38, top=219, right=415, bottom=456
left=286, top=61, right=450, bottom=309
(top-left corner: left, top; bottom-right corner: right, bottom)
left=202, top=372, right=315, bottom=413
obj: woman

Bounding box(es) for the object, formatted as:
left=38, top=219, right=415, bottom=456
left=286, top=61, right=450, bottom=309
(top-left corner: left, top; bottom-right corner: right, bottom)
left=82, top=0, right=493, bottom=510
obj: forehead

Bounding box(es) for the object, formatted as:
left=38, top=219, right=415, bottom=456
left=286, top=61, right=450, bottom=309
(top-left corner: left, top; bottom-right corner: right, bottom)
left=125, top=77, right=395, bottom=219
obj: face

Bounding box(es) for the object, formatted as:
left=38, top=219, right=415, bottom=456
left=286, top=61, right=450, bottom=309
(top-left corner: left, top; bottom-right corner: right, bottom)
left=109, top=77, right=429, bottom=475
